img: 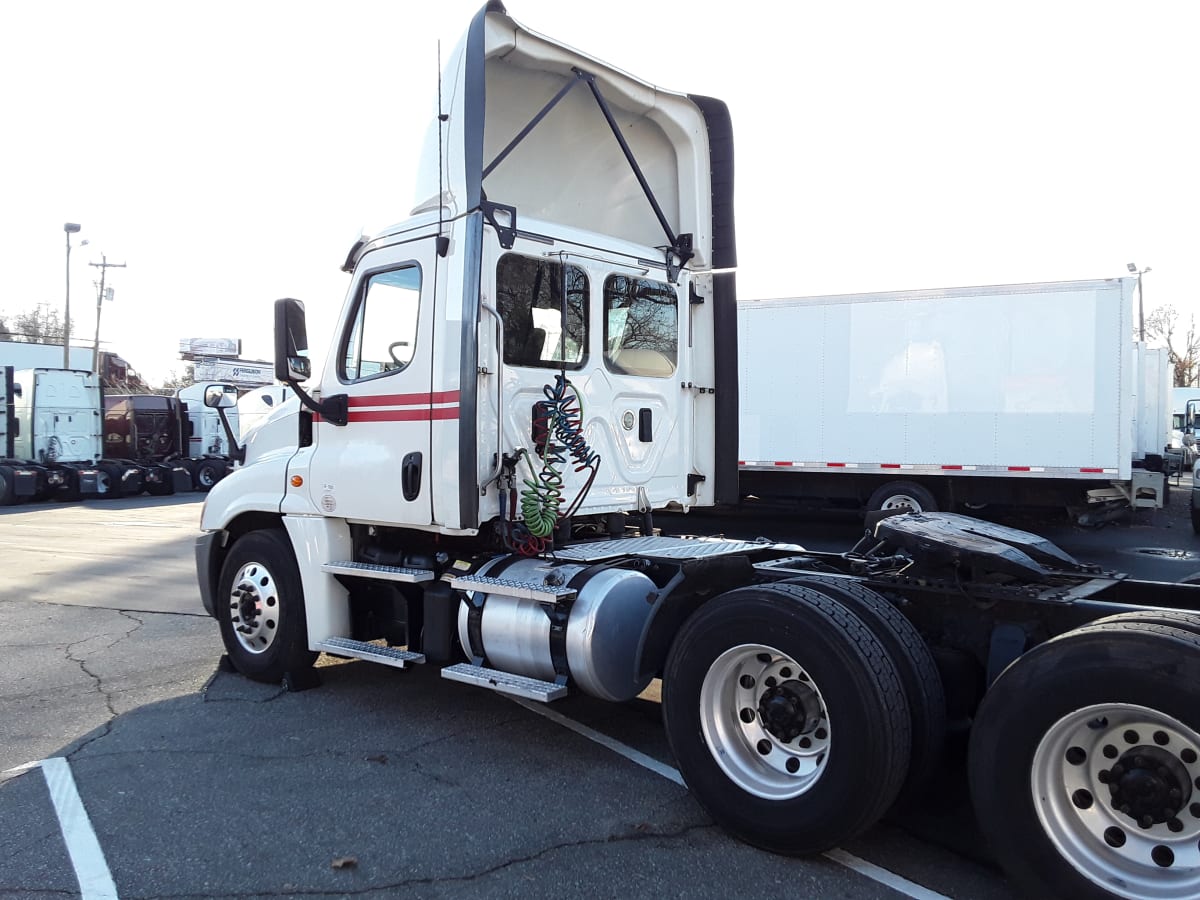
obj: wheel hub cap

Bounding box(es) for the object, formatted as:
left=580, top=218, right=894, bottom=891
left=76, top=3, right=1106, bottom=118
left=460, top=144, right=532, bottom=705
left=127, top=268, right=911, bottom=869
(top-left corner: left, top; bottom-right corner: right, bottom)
left=227, top=562, right=279, bottom=655
left=759, top=681, right=821, bottom=743
left=1105, top=746, right=1191, bottom=826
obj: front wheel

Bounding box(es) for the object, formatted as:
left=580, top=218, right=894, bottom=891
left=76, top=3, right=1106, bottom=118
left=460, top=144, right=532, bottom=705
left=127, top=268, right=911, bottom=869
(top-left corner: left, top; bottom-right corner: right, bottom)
left=969, top=621, right=1200, bottom=899
left=662, top=583, right=911, bottom=855
left=216, top=529, right=316, bottom=684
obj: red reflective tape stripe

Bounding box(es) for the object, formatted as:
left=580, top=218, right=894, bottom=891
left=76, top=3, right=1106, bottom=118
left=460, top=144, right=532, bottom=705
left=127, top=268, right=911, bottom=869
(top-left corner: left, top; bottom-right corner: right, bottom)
left=942, top=465, right=963, bottom=470
left=347, top=407, right=460, bottom=423
left=1080, top=467, right=1104, bottom=473
left=826, top=462, right=846, bottom=468
left=347, top=391, right=461, bottom=408
left=774, top=461, right=794, bottom=467
left=880, top=464, right=901, bottom=469
left=1008, top=466, right=1031, bottom=472
left=738, top=461, right=746, bottom=466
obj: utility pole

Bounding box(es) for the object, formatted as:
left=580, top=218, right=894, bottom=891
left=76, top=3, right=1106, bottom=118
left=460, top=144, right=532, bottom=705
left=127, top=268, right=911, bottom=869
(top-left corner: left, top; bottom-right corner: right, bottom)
left=89, top=255, right=126, bottom=373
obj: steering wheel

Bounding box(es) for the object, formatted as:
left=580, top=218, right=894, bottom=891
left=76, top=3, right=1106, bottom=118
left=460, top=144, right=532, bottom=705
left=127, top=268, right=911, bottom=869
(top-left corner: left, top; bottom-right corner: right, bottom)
left=387, top=341, right=409, bottom=365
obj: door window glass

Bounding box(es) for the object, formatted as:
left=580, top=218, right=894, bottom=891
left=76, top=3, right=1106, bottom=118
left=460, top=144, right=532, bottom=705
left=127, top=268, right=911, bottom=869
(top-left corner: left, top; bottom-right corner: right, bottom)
left=603, top=274, right=678, bottom=377
left=342, top=265, right=421, bottom=381
left=496, top=254, right=588, bottom=369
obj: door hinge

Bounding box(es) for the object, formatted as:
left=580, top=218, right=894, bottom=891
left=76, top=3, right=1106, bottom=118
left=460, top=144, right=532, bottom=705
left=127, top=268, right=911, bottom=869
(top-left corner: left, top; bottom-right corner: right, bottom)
left=681, top=382, right=715, bottom=394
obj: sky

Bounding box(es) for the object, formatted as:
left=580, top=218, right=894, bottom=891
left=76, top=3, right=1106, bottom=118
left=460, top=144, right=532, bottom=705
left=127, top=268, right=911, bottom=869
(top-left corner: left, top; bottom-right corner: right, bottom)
left=1, top=0, right=1196, bottom=385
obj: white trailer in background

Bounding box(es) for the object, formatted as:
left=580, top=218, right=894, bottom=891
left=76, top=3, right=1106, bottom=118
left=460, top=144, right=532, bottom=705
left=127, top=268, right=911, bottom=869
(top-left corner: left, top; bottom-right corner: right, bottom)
left=738, top=278, right=1166, bottom=523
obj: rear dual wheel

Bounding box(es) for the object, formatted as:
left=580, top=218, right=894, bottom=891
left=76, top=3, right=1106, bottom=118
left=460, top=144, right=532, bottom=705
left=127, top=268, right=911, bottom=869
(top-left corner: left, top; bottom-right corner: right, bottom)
left=662, top=583, right=912, bottom=854
left=969, top=619, right=1200, bottom=899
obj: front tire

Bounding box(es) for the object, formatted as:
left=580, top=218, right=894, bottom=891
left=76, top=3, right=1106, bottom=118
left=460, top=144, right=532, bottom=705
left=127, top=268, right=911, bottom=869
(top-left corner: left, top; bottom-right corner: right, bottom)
left=969, top=621, right=1200, bottom=899
left=662, top=583, right=911, bottom=854
left=216, top=529, right=316, bottom=684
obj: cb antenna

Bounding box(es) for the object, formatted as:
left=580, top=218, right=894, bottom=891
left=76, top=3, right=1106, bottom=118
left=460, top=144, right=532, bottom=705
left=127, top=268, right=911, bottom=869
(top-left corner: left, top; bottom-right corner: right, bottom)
left=436, top=40, right=449, bottom=257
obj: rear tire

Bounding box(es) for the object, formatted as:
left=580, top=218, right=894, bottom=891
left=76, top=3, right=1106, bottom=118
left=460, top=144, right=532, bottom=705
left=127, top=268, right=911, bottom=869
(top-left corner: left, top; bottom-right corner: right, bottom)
left=969, top=621, right=1200, bottom=899
left=781, top=574, right=945, bottom=808
left=216, top=529, right=316, bottom=684
left=96, top=462, right=126, bottom=498
left=867, top=480, right=937, bottom=514
left=0, top=466, right=14, bottom=506
left=662, top=583, right=911, bottom=854
left=193, top=459, right=225, bottom=492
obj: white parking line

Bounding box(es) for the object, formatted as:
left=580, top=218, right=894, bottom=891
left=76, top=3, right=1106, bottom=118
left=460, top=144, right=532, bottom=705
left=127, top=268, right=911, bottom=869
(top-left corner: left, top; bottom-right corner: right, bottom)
left=510, top=697, right=953, bottom=900
left=40, top=757, right=119, bottom=900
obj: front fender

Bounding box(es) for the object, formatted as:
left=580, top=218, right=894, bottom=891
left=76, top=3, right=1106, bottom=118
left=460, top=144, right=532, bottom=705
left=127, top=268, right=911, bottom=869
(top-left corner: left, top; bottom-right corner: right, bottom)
left=200, top=445, right=293, bottom=531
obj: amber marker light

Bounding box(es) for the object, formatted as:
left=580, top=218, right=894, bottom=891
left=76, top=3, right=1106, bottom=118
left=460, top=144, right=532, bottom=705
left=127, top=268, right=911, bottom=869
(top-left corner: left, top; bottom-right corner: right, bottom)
left=291, top=475, right=304, bottom=487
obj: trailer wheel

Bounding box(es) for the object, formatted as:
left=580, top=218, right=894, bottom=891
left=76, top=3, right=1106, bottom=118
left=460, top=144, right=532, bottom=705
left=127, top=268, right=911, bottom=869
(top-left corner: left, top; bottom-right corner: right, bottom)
left=662, top=582, right=911, bottom=854
left=969, top=621, right=1200, bottom=900
left=193, top=459, right=225, bottom=492
left=867, top=480, right=937, bottom=514
left=781, top=575, right=945, bottom=808
left=216, top=529, right=316, bottom=684
left=0, top=466, right=15, bottom=506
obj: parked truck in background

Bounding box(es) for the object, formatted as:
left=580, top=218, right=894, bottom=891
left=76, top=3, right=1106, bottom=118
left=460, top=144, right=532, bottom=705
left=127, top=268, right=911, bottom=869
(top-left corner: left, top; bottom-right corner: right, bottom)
left=738, top=282, right=1171, bottom=524
left=103, top=383, right=240, bottom=494
left=0, top=366, right=143, bottom=503
left=194, top=6, right=1200, bottom=898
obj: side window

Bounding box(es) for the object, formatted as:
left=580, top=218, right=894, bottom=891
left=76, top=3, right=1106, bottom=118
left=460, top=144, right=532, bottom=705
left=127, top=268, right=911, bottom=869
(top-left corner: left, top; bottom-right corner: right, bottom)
left=603, top=274, right=678, bottom=377
left=496, top=254, right=588, bottom=369
left=342, top=265, right=421, bottom=381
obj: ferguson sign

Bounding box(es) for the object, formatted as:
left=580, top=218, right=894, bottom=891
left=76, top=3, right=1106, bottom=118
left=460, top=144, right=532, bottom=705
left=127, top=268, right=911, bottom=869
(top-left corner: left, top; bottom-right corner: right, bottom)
left=179, top=337, right=242, bottom=359
left=192, top=358, right=274, bottom=387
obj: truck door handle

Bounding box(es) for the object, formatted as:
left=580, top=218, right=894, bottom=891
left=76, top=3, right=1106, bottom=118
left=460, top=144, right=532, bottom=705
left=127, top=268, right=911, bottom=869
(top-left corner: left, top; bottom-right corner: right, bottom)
left=402, top=452, right=422, bottom=501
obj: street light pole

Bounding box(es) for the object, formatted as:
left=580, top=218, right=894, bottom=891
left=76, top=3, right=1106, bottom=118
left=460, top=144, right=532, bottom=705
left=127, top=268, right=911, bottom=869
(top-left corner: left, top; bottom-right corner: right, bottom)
left=63, top=223, right=81, bottom=367
left=89, top=254, right=126, bottom=373
left=1128, top=262, right=1151, bottom=343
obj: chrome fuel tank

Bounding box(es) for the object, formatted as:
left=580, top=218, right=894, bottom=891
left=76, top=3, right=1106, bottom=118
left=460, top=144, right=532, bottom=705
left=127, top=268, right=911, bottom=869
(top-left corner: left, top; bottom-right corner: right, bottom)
left=457, top=557, right=657, bottom=702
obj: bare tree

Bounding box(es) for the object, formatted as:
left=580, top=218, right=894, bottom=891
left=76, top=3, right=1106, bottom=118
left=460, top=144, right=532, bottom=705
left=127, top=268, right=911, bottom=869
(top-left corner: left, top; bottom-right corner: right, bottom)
left=1145, top=305, right=1200, bottom=387
left=155, top=366, right=196, bottom=395
left=3, top=304, right=73, bottom=344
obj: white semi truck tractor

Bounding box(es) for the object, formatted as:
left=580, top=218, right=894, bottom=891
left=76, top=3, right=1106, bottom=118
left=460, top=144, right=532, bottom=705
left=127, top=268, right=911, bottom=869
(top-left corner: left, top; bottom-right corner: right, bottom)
left=196, top=5, right=1200, bottom=897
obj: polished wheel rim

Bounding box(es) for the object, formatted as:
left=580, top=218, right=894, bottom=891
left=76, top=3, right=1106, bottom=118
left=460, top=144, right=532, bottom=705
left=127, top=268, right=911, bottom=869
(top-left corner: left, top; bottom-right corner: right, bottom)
left=198, top=467, right=216, bottom=487
left=1032, top=703, right=1200, bottom=899
left=227, top=561, right=280, bottom=654
left=699, top=643, right=831, bottom=800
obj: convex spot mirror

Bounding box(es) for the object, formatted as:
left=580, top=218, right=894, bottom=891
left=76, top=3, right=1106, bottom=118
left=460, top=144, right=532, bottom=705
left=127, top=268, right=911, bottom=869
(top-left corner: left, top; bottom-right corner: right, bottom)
left=274, top=297, right=311, bottom=382
left=204, top=384, right=237, bottom=409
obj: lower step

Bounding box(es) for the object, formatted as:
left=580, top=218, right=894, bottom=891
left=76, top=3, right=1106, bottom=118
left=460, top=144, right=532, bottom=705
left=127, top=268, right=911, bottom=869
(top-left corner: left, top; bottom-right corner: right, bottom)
left=441, top=663, right=567, bottom=702
left=316, top=637, right=425, bottom=669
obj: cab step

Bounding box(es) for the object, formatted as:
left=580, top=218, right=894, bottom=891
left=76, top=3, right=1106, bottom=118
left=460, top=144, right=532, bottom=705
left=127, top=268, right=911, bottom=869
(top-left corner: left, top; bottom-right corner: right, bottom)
left=315, top=637, right=425, bottom=668
left=441, top=662, right=567, bottom=702
left=449, top=574, right=576, bottom=604
left=322, top=561, right=435, bottom=583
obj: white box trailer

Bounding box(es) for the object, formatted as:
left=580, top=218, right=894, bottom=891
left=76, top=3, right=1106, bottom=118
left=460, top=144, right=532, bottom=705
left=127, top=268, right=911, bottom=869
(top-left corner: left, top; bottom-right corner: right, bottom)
left=738, top=277, right=1165, bottom=522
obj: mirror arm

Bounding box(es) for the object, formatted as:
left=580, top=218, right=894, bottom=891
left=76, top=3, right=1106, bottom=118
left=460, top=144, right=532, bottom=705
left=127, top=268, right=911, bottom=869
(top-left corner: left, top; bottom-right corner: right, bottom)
left=286, top=382, right=348, bottom=427
left=214, top=406, right=245, bottom=464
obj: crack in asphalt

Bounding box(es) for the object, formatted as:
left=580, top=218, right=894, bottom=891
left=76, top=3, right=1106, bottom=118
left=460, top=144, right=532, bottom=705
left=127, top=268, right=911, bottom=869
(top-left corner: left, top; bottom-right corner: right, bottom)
left=110, top=822, right=718, bottom=898
left=61, top=610, right=147, bottom=759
